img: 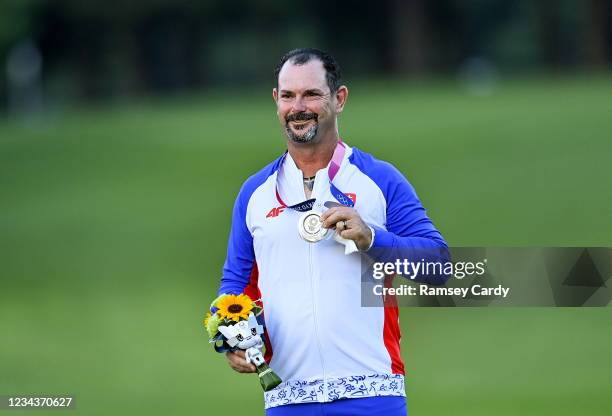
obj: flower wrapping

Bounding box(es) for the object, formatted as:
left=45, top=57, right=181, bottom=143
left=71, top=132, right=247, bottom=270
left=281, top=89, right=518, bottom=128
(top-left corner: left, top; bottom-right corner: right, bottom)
left=203, top=293, right=282, bottom=391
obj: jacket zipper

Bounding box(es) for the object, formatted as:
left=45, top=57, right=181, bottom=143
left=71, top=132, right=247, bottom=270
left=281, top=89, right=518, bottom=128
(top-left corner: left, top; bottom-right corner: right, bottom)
left=308, top=243, right=327, bottom=400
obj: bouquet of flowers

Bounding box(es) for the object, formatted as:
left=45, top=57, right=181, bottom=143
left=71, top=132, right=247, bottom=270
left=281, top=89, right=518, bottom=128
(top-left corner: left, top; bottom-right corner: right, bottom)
left=204, top=293, right=282, bottom=391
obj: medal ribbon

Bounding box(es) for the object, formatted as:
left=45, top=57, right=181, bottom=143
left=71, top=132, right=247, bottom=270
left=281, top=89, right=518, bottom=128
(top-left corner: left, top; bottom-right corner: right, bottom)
left=275, top=140, right=355, bottom=211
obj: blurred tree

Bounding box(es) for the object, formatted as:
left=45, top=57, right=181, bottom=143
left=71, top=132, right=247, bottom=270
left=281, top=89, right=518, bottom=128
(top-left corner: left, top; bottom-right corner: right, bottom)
left=535, top=0, right=563, bottom=69
left=1, top=0, right=611, bottom=109
left=390, top=0, right=428, bottom=74
left=585, top=0, right=609, bottom=68
left=0, top=0, right=41, bottom=51
left=0, top=0, right=43, bottom=109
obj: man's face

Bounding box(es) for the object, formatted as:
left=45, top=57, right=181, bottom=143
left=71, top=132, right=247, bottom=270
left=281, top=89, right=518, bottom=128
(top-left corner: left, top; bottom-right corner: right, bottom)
left=273, top=59, right=337, bottom=144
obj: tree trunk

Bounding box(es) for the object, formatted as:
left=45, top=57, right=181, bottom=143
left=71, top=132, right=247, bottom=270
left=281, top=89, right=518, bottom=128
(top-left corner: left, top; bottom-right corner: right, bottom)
left=535, top=0, right=562, bottom=70
left=390, top=0, right=428, bottom=75
left=585, top=0, right=608, bottom=69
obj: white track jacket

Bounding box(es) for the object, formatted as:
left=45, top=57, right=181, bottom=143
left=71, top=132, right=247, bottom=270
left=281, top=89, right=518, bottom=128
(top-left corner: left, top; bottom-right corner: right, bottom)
left=217, top=143, right=447, bottom=409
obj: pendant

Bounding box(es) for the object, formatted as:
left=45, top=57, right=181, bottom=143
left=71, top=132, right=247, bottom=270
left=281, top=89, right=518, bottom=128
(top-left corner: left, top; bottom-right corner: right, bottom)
left=297, top=210, right=329, bottom=243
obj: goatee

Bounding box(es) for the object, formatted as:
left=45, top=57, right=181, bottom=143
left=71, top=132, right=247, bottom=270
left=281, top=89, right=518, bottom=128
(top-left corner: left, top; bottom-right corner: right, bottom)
left=285, top=112, right=319, bottom=143
left=286, top=123, right=318, bottom=143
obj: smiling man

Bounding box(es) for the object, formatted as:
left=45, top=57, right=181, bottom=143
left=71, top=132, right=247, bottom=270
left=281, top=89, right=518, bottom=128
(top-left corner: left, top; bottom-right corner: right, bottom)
left=216, top=48, right=447, bottom=416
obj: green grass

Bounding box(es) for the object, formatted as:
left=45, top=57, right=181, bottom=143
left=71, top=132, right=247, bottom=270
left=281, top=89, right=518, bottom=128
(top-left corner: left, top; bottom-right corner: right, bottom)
left=1, top=76, right=611, bottom=415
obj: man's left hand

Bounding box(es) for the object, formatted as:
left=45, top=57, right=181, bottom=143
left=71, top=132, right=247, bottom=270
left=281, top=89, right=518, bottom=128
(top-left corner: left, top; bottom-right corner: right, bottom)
left=321, top=207, right=372, bottom=251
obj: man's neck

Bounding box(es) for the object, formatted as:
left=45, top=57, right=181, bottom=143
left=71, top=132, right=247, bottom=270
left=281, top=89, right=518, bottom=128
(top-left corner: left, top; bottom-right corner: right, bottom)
left=287, top=134, right=339, bottom=178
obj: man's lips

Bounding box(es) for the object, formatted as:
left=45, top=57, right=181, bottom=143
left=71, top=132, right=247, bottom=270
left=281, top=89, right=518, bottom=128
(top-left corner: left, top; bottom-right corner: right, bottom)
left=286, top=113, right=317, bottom=123
left=290, top=119, right=313, bottom=125
left=289, top=119, right=314, bottom=130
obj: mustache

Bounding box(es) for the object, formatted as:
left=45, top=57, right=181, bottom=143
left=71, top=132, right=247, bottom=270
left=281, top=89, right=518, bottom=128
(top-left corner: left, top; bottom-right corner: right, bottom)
left=285, top=112, right=318, bottom=123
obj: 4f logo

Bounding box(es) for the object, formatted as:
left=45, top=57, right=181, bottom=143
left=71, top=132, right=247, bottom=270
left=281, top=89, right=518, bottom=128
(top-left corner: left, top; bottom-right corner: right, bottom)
left=266, top=206, right=285, bottom=218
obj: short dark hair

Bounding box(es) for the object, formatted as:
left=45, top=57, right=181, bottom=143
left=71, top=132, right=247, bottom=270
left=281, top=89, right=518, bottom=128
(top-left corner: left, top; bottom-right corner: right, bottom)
left=275, top=48, right=342, bottom=93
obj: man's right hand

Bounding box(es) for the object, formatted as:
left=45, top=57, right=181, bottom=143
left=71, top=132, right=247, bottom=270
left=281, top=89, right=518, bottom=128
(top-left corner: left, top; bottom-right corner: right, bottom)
left=225, top=350, right=257, bottom=373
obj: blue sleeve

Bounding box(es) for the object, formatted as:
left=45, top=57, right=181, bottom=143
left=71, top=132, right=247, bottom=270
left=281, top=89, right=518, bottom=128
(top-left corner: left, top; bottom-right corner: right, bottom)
left=350, top=149, right=450, bottom=285
left=371, top=167, right=447, bottom=250
left=218, top=181, right=256, bottom=296
left=217, top=156, right=283, bottom=296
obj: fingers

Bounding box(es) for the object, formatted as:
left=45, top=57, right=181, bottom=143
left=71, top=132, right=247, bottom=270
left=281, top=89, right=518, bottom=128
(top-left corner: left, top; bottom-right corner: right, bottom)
left=320, top=207, right=338, bottom=224
left=226, top=350, right=257, bottom=373
left=339, top=227, right=360, bottom=240
left=340, top=225, right=373, bottom=251
left=321, top=206, right=372, bottom=249
left=321, top=207, right=355, bottom=229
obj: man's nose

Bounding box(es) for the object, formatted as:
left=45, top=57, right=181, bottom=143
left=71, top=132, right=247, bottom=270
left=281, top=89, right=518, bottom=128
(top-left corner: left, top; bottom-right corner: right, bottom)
left=292, top=96, right=306, bottom=112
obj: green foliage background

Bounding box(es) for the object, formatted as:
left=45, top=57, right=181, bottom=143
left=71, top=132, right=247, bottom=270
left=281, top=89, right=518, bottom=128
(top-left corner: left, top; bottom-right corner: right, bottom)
left=1, top=76, right=611, bottom=415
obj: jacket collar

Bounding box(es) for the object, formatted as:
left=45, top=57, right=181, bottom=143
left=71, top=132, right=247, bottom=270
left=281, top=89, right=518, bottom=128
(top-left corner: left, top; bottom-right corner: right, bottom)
left=277, top=142, right=352, bottom=207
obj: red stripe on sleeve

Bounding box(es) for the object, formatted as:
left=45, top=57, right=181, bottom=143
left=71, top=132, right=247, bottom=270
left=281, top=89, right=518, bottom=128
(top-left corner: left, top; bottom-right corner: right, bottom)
left=243, top=262, right=274, bottom=363
left=383, top=276, right=405, bottom=374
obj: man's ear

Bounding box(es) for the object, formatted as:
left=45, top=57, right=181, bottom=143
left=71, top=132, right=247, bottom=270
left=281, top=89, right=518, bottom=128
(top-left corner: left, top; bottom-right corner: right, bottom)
left=272, top=88, right=278, bottom=103
left=334, top=86, right=348, bottom=113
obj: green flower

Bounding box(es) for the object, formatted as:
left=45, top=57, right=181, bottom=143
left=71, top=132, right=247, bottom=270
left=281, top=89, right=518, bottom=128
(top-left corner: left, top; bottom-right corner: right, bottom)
left=205, top=313, right=221, bottom=339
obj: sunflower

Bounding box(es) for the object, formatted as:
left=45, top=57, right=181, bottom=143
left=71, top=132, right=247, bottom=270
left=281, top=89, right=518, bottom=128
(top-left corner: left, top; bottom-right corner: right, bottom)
left=216, top=294, right=253, bottom=322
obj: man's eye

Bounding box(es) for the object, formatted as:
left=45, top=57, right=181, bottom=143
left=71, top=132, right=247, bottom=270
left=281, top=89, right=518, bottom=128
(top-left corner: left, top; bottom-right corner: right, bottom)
left=251, top=328, right=257, bottom=335
left=236, top=334, right=243, bottom=341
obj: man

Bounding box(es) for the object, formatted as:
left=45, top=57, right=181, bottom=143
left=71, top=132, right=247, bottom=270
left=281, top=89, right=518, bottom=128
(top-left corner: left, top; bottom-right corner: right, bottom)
left=217, top=48, right=447, bottom=415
